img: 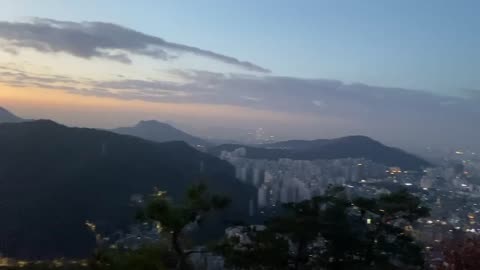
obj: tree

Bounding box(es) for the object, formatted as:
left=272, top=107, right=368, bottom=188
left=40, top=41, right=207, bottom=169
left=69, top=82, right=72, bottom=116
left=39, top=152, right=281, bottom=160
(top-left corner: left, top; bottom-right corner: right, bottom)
left=140, top=184, right=231, bottom=270
left=91, top=244, right=173, bottom=270
left=216, top=226, right=291, bottom=270
left=218, top=187, right=357, bottom=270
left=219, top=187, right=429, bottom=270
left=353, top=189, right=430, bottom=269
left=434, top=234, right=480, bottom=270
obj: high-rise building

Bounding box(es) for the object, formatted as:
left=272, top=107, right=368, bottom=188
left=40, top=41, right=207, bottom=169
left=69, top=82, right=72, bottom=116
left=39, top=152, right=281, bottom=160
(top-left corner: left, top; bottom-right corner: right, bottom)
left=257, top=185, right=268, bottom=208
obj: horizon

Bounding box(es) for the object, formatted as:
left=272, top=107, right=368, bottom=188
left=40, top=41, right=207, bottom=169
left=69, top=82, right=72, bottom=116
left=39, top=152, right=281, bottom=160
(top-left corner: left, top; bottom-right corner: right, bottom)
left=1, top=1, right=479, bottom=153
left=0, top=106, right=473, bottom=159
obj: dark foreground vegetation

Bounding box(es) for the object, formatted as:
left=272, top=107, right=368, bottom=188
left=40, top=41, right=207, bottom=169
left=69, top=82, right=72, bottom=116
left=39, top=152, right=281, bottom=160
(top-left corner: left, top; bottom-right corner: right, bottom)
left=4, top=184, right=464, bottom=270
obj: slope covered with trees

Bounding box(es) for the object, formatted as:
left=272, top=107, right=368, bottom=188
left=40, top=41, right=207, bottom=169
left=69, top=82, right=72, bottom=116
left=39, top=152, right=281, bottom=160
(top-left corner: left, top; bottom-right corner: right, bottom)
left=210, top=136, right=430, bottom=170
left=0, top=120, right=255, bottom=259
left=112, top=120, right=209, bottom=148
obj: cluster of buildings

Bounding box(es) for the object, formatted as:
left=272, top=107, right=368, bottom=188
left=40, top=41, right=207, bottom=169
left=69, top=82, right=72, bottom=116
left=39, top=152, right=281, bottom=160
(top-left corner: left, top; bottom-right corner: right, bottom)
left=220, top=147, right=388, bottom=208
left=218, top=146, right=480, bottom=268
left=219, top=147, right=480, bottom=236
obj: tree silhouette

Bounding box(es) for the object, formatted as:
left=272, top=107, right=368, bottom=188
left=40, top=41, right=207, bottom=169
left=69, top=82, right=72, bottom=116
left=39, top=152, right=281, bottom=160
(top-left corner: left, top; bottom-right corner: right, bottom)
left=218, top=187, right=429, bottom=270
left=216, top=225, right=291, bottom=270
left=92, top=244, right=173, bottom=270
left=140, top=184, right=230, bottom=270
left=434, top=234, right=480, bottom=270
left=353, top=189, right=430, bottom=269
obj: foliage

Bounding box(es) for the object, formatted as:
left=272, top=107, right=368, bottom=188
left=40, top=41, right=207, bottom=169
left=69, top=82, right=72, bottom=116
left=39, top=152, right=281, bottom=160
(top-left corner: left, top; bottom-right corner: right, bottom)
left=217, top=187, right=429, bottom=270
left=139, top=184, right=231, bottom=270
left=210, top=135, right=431, bottom=170
left=91, top=244, right=174, bottom=270
left=0, top=260, right=89, bottom=270
left=352, top=189, right=430, bottom=269
left=215, top=227, right=291, bottom=270
left=434, top=234, right=480, bottom=270
left=0, top=120, right=254, bottom=258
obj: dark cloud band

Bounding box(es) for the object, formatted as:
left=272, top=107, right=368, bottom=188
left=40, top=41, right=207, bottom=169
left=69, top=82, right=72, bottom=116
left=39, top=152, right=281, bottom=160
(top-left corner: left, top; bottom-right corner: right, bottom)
left=0, top=18, right=270, bottom=73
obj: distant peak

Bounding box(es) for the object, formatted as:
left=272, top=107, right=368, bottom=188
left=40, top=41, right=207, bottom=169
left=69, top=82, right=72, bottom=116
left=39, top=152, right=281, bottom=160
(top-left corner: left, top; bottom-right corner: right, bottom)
left=0, top=106, right=23, bottom=122
left=28, top=119, right=64, bottom=127
left=339, top=135, right=375, bottom=141
left=0, top=119, right=64, bottom=129
left=137, top=120, right=171, bottom=127
left=334, top=135, right=382, bottom=145
left=0, top=106, right=16, bottom=116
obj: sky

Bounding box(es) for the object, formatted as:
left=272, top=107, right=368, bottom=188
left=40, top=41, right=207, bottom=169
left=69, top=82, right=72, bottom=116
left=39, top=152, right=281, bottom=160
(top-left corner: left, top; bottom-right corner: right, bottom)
left=0, top=0, right=479, bottom=152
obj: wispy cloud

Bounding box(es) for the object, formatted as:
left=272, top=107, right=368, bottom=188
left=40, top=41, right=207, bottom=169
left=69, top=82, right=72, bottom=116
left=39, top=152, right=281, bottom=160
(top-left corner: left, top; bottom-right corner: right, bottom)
left=1, top=65, right=479, bottom=150
left=241, top=96, right=262, bottom=102
left=0, top=18, right=270, bottom=73
left=312, top=100, right=326, bottom=107
left=462, top=88, right=480, bottom=100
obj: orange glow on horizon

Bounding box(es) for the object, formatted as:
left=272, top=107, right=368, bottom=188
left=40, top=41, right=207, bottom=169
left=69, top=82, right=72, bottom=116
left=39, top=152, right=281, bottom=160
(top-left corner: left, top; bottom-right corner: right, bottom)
left=0, top=84, right=313, bottom=128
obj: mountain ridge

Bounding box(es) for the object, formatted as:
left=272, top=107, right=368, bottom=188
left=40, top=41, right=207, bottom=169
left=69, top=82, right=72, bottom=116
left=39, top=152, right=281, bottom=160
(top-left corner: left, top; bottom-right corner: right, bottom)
left=0, top=120, right=255, bottom=259
left=210, top=135, right=430, bottom=170
left=0, top=106, right=23, bottom=123
left=112, top=120, right=209, bottom=148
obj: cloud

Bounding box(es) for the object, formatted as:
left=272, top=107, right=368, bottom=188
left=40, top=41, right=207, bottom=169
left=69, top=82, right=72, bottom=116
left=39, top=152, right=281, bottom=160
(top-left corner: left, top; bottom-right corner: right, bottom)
left=462, top=88, right=480, bottom=100
left=241, top=96, right=262, bottom=102
left=1, top=66, right=475, bottom=116
left=312, top=100, right=326, bottom=107
left=0, top=68, right=86, bottom=86
left=0, top=18, right=270, bottom=73
left=1, top=65, right=479, bottom=151
left=95, top=70, right=480, bottom=150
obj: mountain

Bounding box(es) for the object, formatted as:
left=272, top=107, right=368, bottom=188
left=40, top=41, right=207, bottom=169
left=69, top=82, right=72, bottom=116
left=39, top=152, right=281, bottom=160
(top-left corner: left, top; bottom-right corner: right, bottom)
left=261, top=139, right=330, bottom=150
left=112, top=120, right=209, bottom=148
left=210, top=135, right=430, bottom=170
left=0, top=120, right=255, bottom=259
left=0, top=107, right=23, bottom=123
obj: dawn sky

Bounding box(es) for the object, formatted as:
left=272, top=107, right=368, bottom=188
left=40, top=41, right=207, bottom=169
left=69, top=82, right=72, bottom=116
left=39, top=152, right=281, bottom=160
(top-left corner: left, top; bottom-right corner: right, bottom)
left=0, top=0, right=479, bottom=151
left=2, top=0, right=479, bottom=92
